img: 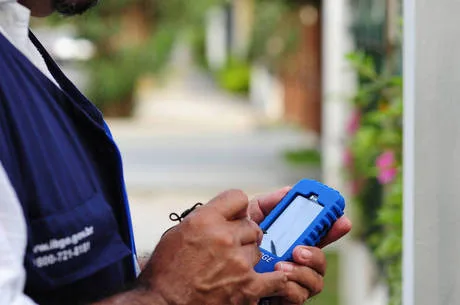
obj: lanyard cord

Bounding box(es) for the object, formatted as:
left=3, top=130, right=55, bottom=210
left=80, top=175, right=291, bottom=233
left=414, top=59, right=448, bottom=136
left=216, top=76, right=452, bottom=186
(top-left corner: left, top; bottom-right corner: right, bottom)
left=169, top=202, right=203, bottom=223
left=161, top=203, right=203, bottom=238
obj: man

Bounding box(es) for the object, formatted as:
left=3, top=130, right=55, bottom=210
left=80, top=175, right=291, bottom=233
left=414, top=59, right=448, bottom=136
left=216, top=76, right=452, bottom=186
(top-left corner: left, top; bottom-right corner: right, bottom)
left=0, top=0, right=352, bottom=304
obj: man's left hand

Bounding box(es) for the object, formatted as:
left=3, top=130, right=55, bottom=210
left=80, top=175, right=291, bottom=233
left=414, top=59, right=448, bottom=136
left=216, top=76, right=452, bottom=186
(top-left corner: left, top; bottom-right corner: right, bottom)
left=248, top=187, right=352, bottom=304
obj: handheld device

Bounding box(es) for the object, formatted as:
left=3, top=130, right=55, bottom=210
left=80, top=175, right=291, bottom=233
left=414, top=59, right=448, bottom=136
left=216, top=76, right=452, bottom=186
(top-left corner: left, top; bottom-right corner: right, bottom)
left=254, top=179, right=345, bottom=274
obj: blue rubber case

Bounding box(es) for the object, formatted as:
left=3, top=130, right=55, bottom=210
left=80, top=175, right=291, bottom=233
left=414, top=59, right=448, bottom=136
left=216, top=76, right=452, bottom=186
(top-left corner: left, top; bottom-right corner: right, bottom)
left=254, top=179, right=345, bottom=273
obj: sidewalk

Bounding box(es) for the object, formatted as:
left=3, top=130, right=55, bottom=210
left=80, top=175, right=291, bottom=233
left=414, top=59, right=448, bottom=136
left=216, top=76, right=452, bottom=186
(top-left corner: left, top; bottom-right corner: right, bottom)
left=133, top=68, right=263, bottom=132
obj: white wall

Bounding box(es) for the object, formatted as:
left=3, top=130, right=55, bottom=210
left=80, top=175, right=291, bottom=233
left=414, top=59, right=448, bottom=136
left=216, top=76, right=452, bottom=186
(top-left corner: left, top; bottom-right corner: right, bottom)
left=403, top=1, right=460, bottom=305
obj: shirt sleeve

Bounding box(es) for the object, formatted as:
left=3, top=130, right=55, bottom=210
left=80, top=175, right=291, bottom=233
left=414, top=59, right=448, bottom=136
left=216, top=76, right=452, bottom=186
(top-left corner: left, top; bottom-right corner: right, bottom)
left=0, top=162, right=38, bottom=305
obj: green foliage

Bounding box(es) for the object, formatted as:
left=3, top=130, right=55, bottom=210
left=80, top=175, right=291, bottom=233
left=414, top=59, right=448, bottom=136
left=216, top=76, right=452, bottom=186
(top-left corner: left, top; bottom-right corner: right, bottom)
left=47, top=0, right=223, bottom=111
left=215, top=58, right=251, bottom=94
left=189, top=22, right=208, bottom=70
left=284, top=149, right=321, bottom=166
left=87, top=25, right=176, bottom=108
left=156, top=0, right=224, bottom=25
left=344, top=52, right=402, bottom=305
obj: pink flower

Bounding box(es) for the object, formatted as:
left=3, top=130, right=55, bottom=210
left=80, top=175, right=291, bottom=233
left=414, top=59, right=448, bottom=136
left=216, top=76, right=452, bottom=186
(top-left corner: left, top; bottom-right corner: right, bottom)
left=376, top=150, right=397, bottom=184
left=346, top=110, right=361, bottom=135
left=376, top=150, right=395, bottom=169
left=378, top=168, right=397, bottom=185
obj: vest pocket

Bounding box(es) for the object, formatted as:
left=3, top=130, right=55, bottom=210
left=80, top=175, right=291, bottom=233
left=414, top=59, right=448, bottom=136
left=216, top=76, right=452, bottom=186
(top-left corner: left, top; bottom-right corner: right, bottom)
left=24, top=192, right=132, bottom=292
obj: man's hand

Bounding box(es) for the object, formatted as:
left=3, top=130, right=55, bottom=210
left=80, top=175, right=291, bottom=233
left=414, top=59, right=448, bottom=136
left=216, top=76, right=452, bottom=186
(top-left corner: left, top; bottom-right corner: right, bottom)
left=137, top=189, right=289, bottom=305
left=248, top=187, right=352, bottom=304
left=95, top=187, right=350, bottom=305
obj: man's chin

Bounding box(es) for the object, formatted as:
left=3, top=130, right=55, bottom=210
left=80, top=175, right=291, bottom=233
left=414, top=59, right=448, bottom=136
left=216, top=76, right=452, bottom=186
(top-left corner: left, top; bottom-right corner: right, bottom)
left=53, top=0, right=98, bottom=16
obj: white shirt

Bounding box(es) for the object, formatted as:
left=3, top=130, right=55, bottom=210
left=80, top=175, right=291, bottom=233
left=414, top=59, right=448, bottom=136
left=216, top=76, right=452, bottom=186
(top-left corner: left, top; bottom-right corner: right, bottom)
left=0, top=0, right=58, bottom=85
left=0, top=163, right=36, bottom=305
left=0, top=1, right=56, bottom=304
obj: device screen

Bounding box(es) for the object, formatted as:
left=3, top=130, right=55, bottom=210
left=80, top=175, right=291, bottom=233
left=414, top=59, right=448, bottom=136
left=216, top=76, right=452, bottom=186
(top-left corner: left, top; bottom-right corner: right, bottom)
left=260, top=195, right=324, bottom=257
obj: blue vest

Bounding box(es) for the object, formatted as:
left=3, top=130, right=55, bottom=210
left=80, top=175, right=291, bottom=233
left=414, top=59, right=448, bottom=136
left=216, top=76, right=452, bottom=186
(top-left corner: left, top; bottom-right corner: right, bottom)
left=0, top=32, right=138, bottom=304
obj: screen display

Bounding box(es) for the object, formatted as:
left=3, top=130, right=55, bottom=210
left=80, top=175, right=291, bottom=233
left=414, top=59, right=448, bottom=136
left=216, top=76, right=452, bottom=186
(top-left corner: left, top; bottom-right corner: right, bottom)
left=260, top=195, right=324, bottom=257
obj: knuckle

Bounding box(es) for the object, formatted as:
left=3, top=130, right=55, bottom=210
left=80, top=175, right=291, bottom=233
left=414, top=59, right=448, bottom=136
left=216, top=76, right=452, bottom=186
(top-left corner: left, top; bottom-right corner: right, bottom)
left=233, top=256, right=252, bottom=272
left=249, top=219, right=263, bottom=234
left=285, top=283, right=308, bottom=304
left=216, top=233, right=235, bottom=247
left=185, top=210, right=216, bottom=231
left=225, top=189, right=249, bottom=204
left=183, top=212, right=205, bottom=229
left=193, top=279, right=213, bottom=294
left=311, top=274, right=324, bottom=295
left=245, top=220, right=262, bottom=240
left=299, top=290, right=310, bottom=304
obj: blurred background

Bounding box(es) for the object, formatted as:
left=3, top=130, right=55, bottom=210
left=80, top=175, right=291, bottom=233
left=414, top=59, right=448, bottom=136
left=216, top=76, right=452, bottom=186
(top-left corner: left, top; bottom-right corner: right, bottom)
left=31, top=0, right=402, bottom=304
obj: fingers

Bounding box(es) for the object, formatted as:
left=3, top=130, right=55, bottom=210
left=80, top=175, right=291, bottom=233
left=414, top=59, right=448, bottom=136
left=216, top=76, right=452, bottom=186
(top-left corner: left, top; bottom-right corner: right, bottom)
left=232, top=218, right=263, bottom=265
left=232, top=218, right=264, bottom=245
left=241, top=243, right=262, bottom=266
left=317, top=216, right=352, bottom=248
left=278, top=281, right=311, bottom=304
left=275, top=261, right=324, bottom=297
left=248, top=271, right=288, bottom=298
left=270, top=246, right=325, bottom=304
left=248, top=186, right=292, bottom=224
left=291, top=246, right=326, bottom=276
left=206, top=189, right=250, bottom=220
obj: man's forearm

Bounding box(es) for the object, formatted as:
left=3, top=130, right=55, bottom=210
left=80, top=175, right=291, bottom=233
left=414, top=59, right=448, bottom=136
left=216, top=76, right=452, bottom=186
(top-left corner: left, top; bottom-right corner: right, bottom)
left=92, top=287, right=168, bottom=305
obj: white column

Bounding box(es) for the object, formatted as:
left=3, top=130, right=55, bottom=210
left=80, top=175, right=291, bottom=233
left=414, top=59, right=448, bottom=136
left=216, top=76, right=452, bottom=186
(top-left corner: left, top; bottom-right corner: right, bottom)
left=321, top=0, right=354, bottom=192
left=205, top=6, right=228, bottom=71
left=322, top=2, right=388, bottom=305
left=402, top=0, right=415, bottom=304
left=231, top=0, right=254, bottom=59
left=404, top=1, right=460, bottom=305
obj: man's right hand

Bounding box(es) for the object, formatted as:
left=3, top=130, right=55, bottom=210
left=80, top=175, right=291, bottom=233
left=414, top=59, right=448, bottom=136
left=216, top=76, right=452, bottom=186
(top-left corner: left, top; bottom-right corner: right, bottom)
left=137, top=189, right=288, bottom=305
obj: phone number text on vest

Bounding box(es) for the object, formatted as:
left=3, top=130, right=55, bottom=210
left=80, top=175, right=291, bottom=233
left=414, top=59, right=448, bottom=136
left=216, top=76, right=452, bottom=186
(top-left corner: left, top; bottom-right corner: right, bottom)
left=33, top=242, right=92, bottom=268
left=32, top=226, right=94, bottom=268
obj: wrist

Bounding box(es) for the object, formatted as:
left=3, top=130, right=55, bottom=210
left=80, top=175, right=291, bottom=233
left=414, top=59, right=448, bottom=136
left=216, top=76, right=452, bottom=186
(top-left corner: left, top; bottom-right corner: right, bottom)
left=132, top=285, right=170, bottom=305
left=91, top=284, right=169, bottom=305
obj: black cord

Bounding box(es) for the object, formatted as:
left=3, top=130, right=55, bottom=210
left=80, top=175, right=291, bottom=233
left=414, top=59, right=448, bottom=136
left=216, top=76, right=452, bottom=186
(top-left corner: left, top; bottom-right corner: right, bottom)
left=169, top=202, right=203, bottom=223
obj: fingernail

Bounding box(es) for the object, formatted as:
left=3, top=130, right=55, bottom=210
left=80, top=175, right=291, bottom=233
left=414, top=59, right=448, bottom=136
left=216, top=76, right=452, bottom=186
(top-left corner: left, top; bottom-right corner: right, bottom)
left=300, top=249, right=312, bottom=260
left=280, top=263, right=294, bottom=272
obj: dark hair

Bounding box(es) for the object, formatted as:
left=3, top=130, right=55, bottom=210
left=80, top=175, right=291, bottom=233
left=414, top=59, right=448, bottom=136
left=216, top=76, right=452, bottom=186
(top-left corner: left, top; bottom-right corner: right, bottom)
left=53, top=0, right=98, bottom=16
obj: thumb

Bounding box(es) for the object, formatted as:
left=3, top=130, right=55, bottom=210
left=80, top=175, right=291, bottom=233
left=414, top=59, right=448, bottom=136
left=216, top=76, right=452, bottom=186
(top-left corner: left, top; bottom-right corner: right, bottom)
left=248, top=187, right=291, bottom=224
left=250, top=271, right=287, bottom=298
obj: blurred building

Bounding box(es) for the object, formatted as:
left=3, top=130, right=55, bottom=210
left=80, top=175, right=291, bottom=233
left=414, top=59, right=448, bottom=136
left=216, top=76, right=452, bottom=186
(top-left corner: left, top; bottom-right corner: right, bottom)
left=205, top=0, right=322, bottom=136
left=204, top=0, right=399, bottom=133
